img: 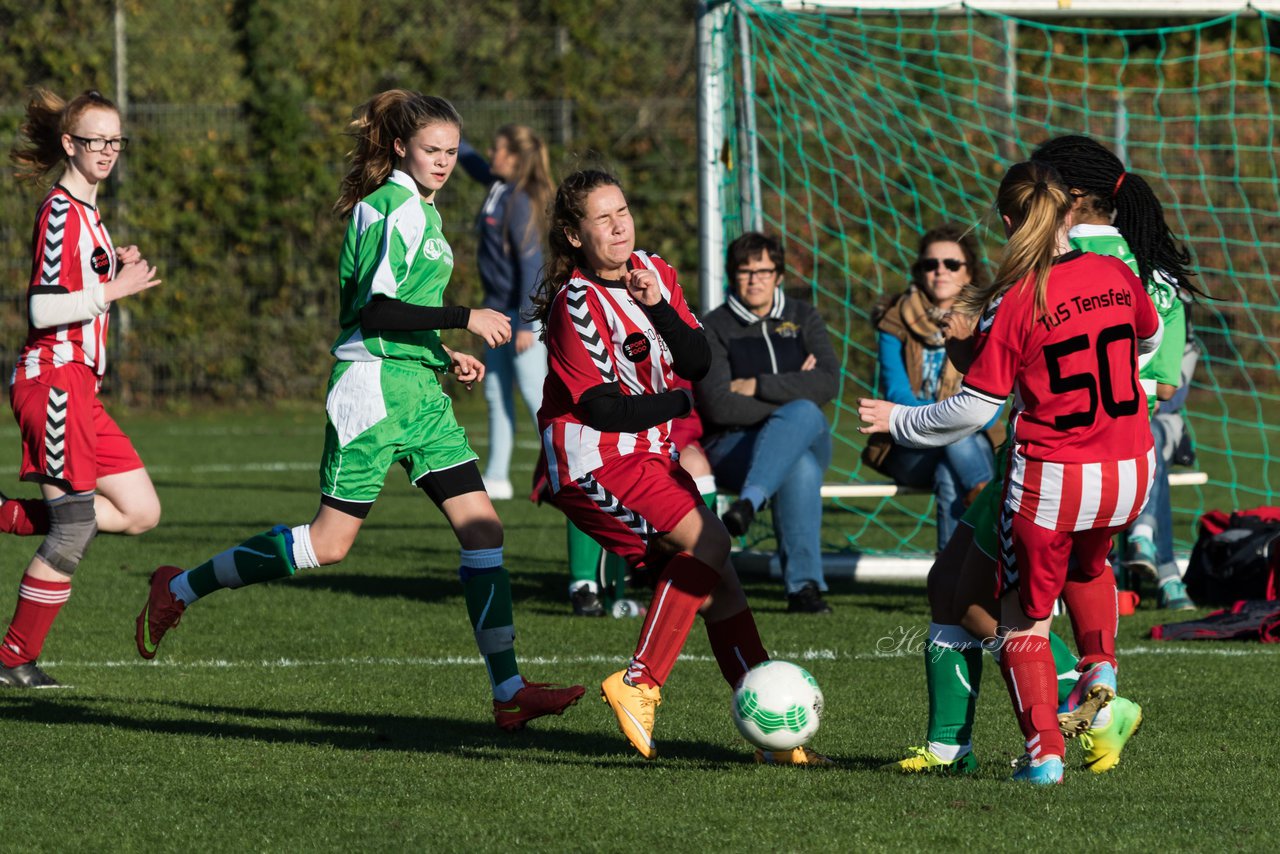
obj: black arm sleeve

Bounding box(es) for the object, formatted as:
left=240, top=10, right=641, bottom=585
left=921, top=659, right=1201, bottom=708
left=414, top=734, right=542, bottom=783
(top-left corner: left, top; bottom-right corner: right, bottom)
left=580, top=383, right=693, bottom=434
left=359, top=297, right=471, bottom=332
left=642, top=298, right=711, bottom=380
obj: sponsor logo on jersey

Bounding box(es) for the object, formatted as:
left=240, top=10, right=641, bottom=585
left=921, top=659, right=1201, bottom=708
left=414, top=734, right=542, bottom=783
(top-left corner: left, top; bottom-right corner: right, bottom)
left=622, top=331, right=651, bottom=363
left=422, top=238, right=454, bottom=265
left=90, top=246, right=111, bottom=276
left=774, top=321, right=801, bottom=338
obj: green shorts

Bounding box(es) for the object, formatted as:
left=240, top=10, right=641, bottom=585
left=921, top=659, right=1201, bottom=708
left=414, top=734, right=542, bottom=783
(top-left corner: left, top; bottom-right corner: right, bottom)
left=961, top=438, right=1009, bottom=559
left=319, top=358, right=476, bottom=504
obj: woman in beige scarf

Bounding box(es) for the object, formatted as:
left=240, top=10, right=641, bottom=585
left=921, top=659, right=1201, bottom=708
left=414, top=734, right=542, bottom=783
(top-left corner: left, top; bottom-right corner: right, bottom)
left=870, top=223, right=997, bottom=552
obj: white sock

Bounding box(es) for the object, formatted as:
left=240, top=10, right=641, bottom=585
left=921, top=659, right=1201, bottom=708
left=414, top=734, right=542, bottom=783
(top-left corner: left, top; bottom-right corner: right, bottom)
left=493, top=674, right=524, bottom=703
left=169, top=572, right=198, bottom=606
left=926, top=741, right=970, bottom=761
left=290, top=525, right=321, bottom=570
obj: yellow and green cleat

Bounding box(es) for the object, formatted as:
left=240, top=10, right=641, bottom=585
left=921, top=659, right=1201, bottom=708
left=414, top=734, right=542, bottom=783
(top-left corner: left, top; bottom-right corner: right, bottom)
left=885, top=746, right=978, bottom=775
left=1080, top=697, right=1143, bottom=773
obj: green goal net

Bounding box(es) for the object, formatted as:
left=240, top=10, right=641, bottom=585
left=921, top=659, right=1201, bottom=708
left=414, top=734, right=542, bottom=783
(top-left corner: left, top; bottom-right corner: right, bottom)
left=709, top=0, right=1280, bottom=556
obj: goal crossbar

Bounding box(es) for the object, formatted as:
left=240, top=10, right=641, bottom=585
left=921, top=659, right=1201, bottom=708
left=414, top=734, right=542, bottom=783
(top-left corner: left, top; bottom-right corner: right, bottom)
left=779, top=1, right=1280, bottom=17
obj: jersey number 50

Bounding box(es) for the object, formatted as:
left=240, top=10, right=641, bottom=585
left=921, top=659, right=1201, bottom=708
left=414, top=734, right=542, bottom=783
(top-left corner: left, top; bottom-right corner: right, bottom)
left=1043, top=323, right=1141, bottom=430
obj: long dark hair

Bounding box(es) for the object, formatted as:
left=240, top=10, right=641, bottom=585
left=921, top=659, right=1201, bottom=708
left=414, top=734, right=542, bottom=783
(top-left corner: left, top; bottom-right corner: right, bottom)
left=959, top=161, right=1071, bottom=316
left=529, top=169, right=623, bottom=334
left=1031, top=134, right=1201, bottom=295
left=334, top=89, right=462, bottom=218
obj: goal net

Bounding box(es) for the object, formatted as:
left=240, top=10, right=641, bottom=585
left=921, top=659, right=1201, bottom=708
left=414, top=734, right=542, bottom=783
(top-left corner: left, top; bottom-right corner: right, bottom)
left=707, top=0, right=1280, bottom=556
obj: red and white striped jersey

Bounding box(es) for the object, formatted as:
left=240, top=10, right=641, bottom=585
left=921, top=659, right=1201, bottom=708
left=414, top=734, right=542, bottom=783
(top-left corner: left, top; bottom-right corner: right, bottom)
left=539, top=250, right=701, bottom=492
left=965, top=252, right=1160, bottom=531
left=15, top=186, right=116, bottom=381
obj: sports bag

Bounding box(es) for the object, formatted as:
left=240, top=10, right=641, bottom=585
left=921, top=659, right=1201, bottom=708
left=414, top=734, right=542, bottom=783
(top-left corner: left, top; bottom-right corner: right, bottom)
left=1182, top=507, right=1280, bottom=605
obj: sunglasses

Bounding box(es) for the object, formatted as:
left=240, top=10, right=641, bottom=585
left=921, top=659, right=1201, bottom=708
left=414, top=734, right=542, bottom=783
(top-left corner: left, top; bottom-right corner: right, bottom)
left=918, top=257, right=966, bottom=273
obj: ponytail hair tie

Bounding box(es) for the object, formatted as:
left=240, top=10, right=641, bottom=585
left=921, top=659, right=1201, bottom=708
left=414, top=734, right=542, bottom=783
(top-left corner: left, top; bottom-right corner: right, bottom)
left=1033, top=180, right=1048, bottom=192
left=1113, top=171, right=1127, bottom=196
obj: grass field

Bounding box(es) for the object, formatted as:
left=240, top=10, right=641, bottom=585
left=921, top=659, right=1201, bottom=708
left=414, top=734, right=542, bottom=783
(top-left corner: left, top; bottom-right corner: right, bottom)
left=1, top=401, right=1277, bottom=852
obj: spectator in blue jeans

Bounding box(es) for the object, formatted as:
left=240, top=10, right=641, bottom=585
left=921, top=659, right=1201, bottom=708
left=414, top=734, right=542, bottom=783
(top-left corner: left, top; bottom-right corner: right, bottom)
left=696, top=232, right=839, bottom=614
left=872, top=224, right=996, bottom=552
left=458, top=126, right=555, bottom=500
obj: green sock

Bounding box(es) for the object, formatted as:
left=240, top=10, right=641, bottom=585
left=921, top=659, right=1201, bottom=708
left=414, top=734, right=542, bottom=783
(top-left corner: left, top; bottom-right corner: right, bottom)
left=924, top=624, right=982, bottom=748
left=1050, top=630, right=1080, bottom=706
left=460, top=549, right=520, bottom=697
left=702, top=490, right=717, bottom=510
left=567, top=521, right=604, bottom=587
left=185, top=525, right=296, bottom=598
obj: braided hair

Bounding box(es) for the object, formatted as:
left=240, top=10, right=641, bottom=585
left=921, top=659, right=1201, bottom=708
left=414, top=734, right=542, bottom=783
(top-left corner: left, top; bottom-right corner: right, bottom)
left=1031, top=135, right=1202, bottom=296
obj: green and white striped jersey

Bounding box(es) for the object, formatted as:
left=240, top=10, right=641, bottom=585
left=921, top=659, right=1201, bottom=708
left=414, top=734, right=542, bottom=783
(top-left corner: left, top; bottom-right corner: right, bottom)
left=332, top=170, right=454, bottom=368
left=1068, top=223, right=1187, bottom=412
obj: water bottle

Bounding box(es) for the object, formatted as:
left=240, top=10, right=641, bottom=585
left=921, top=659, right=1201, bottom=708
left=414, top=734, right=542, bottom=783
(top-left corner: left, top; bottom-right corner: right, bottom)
left=610, top=598, right=647, bottom=619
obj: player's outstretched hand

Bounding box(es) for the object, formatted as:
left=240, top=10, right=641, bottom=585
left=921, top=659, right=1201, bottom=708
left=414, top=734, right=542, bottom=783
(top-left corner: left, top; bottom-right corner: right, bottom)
left=623, top=268, right=662, bottom=306
left=467, top=308, right=512, bottom=348
left=448, top=349, right=485, bottom=389
left=106, top=261, right=161, bottom=302
left=857, top=397, right=895, bottom=434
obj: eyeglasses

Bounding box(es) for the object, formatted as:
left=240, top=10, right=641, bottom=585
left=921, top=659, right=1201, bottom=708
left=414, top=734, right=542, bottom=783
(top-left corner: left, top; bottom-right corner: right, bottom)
left=918, top=257, right=966, bottom=273
left=70, top=135, right=129, bottom=153
left=735, top=267, right=777, bottom=282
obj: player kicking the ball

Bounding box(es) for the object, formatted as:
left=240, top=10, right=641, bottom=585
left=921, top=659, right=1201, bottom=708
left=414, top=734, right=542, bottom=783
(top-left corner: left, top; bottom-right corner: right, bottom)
left=530, top=170, right=828, bottom=764
left=861, top=160, right=1162, bottom=784
left=134, top=90, right=583, bottom=730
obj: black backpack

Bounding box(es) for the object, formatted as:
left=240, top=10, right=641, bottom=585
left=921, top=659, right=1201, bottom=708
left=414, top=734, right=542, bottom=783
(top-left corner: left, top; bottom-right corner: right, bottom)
left=1183, top=507, right=1280, bottom=606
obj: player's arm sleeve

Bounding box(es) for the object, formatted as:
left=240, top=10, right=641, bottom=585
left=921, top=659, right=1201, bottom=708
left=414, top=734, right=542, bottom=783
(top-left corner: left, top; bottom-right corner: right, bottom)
left=755, top=303, right=839, bottom=406
left=457, top=139, right=494, bottom=185
left=889, top=388, right=1001, bottom=448
left=507, top=191, right=541, bottom=332
left=579, top=383, right=693, bottom=433
left=644, top=298, right=711, bottom=380
left=28, top=284, right=108, bottom=328
left=877, top=333, right=932, bottom=406
left=360, top=296, right=470, bottom=332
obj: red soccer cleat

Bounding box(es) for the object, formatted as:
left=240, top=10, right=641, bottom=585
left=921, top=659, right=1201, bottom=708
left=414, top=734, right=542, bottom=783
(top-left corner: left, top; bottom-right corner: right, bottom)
left=135, top=566, right=186, bottom=660
left=493, top=680, right=586, bottom=731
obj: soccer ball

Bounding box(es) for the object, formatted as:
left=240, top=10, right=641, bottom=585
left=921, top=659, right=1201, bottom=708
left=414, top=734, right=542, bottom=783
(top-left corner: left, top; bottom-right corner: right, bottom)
left=731, top=660, right=823, bottom=751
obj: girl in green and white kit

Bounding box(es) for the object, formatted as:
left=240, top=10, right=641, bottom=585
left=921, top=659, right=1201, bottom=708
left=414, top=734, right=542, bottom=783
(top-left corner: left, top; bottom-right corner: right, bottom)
left=133, top=90, right=583, bottom=729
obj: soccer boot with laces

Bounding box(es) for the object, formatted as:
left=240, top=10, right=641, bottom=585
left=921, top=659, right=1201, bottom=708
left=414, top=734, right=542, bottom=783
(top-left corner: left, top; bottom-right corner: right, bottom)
left=1057, top=661, right=1116, bottom=737
left=755, top=746, right=836, bottom=766
left=493, top=681, right=585, bottom=731
left=1010, top=754, right=1064, bottom=785
left=885, top=746, right=978, bottom=775
left=1079, top=697, right=1143, bottom=773
left=1124, top=535, right=1158, bottom=581
left=600, top=670, right=661, bottom=759
left=135, top=566, right=186, bottom=660
left=0, top=661, right=60, bottom=688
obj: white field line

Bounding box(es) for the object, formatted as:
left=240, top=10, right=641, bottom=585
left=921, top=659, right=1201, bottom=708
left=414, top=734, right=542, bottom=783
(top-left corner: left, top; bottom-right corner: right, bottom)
left=42, top=644, right=1279, bottom=671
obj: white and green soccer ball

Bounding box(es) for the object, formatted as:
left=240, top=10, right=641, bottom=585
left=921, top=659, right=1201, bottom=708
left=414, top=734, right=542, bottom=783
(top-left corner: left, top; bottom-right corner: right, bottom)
left=731, top=660, right=824, bottom=751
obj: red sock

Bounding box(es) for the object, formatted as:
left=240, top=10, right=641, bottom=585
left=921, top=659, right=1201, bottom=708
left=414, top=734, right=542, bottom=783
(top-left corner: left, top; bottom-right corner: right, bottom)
left=0, top=575, right=72, bottom=667
left=1062, top=568, right=1118, bottom=670
left=999, top=633, right=1064, bottom=760
left=705, top=606, right=768, bottom=686
left=626, top=553, right=720, bottom=688
left=0, top=498, right=51, bottom=536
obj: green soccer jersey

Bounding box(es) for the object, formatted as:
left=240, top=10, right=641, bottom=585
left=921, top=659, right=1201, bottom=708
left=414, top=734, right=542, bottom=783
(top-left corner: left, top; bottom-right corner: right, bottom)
left=332, top=170, right=454, bottom=369
left=1068, top=224, right=1186, bottom=412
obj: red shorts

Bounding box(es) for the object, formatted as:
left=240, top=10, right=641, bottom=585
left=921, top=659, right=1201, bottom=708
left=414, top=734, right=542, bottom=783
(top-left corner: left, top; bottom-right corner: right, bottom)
left=997, top=501, right=1120, bottom=620
left=10, top=366, right=143, bottom=493
left=548, top=452, right=701, bottom=568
